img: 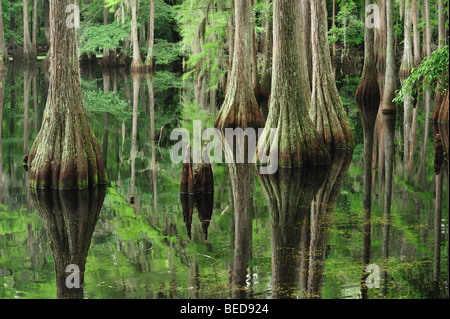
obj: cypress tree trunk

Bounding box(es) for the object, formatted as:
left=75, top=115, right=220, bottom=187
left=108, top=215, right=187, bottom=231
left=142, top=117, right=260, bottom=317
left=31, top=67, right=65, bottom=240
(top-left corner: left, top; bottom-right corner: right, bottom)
left=309, top=0, right=353, bottom=150
left=356, top=0, right=381, bottom=275
left=130, top=0, right=144, bottom=72
left=27, top=0, right=107, bottom=189
left=100, top=0, right=117, bottom=67
left=0, top=0, right=7, bottom=70
left=301, top=0, right=312, bottom=89
left=421, top=0, right=432, bottom=173
left=259, top=0, right=272, bottom=118
left=381, top=1, right=396, bottom=290
left=258, top=0, right=330, bottom=167
left=0, top=72, right=4, bottom=200
left=215, top=0, right=264, bottom=130
left=23, top=0, right=36, bottom=61
left=144, top=0, right=155, bottom=71
left=400, top=0, right=414, bottom=166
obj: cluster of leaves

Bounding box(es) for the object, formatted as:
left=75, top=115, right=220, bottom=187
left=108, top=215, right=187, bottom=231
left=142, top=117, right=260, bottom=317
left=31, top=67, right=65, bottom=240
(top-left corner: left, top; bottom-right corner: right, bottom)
left=82, top=79, right=132, bottom=121
left=394, top=44, right=449, bottom=103
left=153, top=39, right=181, bottom=65
left=176, top=0, right=230, bottom=92
left=80, top=22, right=130, bottom=55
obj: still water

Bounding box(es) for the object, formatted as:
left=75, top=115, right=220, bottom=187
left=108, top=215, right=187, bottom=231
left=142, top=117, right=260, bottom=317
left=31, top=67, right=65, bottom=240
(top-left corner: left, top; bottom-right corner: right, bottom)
left=0, top=63, right=448, bottom=299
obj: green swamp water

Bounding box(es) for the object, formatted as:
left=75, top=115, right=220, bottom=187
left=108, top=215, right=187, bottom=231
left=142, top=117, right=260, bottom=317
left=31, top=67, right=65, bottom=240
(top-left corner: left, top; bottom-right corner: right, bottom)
left=0, top=63, right=448, bottom=299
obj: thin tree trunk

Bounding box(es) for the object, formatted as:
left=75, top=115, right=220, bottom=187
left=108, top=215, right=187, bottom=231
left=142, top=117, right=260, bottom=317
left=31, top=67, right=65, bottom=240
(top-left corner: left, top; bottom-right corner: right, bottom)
left=400, top=0, right=414, bottom=166
left=0, top=72, right=5, bottom=202
left=438, top=0, right=447, bottom=48
left=32, top=0, right=37, bottom=51
left=421, top=0, right=432, bottom=176
left=356, top=1, right=380, bottom=296
left=23, top=0, right=36, bottom=61
left=381, top=0, right=396, bottom=296
left=130, top=0, right=143, bottom=71
left=144, top=0, right=155, bottom=71
left=259, top=0, right=272, bottom=118
left=411, top=0, right=422, bottom=66
left=0, top=0, right=8, bottom=69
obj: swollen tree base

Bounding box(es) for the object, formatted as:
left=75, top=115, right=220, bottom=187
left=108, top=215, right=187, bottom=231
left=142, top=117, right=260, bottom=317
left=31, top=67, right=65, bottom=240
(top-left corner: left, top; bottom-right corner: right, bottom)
left=27, top=101, right=108, bottom=189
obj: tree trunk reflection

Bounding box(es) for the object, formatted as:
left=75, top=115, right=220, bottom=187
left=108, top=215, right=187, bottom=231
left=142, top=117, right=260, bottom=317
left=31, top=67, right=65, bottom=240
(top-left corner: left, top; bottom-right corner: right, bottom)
left=31, top=186, right=106, bottom=299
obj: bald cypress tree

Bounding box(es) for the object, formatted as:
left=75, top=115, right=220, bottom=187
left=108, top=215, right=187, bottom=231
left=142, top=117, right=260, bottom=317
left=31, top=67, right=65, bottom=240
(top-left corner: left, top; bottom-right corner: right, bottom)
left=257, top=0, right=330, bottom=167
left=27, top=0, right=107, bottom=189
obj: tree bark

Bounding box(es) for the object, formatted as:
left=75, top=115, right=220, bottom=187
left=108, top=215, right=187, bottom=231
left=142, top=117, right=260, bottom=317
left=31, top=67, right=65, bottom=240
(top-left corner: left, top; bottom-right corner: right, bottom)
left=0, top=0, right=8, bottom=69
left=23, top=0, right=36, bottom=61
left=100, top=0, right=117, bottom=67
left=421, top=0, right=432, bottom=174
left=400, top=1, right=414, bottom=166
left=27, top=0, right=108, bottom=189
left=144, top=0, right=155, bottom=71
left=0, top=72, right=5, bottom=201
left=130, top=0, right=144, bottom=72
left=356, top=1, right=381, bottom=281
left=301, top=0, right=312, bottom=89
left=309, top=0, right=354, bottom=150
left=257, top=0, right=330, bottom=167
left=215, top=0, right=264, bottom=130
left=259, top=0, right=272, bottom=118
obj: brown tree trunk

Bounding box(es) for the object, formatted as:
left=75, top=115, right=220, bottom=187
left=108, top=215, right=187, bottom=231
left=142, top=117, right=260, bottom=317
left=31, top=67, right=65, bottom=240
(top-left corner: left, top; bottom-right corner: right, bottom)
left=381, top=1, right=396, bottom=294
left=421, top=0, right=433, bottom=174
left=257, top=0, right=330, bottom=167
left=356, top=0, right=381, bottom=277
left=32, top=0, right=37, bottom=52
left=23, top=0, right=36, bottom=61
left=215, top=0, right=264, bottom=130
left=101, top=0, right=117, bottom=67
left=0, top=72, right=5, bottom=201
left=301, top=0, right=312, bottom=89
left=0, top=0, right=7, bottom=69
left=130, top=0, right=144, bottom=72
left=400, top=0, right=414, bottom=166
left=27, top=0, right=107, bottom=189
left=309, top=0, right=354, bottom=150
left=144, top=0, right=155, bottom=71
left=259, top=0, right=272, bottom=118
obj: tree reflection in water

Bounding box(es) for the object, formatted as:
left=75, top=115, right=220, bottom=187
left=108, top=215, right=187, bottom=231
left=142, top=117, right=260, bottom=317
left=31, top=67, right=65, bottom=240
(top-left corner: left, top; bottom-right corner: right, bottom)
left=31, top=186, right=106, bottom=299
left=258, top=150, right=352, bottom=299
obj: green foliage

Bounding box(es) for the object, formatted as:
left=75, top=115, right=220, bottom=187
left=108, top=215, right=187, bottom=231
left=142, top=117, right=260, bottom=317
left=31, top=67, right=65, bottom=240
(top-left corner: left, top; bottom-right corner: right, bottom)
left=394, top=44, right=449, bottom=103
left=82, top=80, right=132, bottom=121
left=329, top=0, right=365, bottom=48
left=176, top=0, right=230, bottom=92
left=153, top=39, right=181, bottom=65
left=80, top=22, right=130, bottom=55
